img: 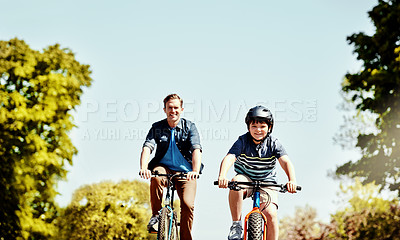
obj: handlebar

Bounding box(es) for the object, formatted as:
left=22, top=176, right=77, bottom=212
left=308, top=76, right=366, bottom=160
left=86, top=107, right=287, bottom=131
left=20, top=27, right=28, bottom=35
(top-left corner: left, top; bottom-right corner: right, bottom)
left=213, top=180, right=302, bottom=193
left=152, top=171, right=199, bottom=179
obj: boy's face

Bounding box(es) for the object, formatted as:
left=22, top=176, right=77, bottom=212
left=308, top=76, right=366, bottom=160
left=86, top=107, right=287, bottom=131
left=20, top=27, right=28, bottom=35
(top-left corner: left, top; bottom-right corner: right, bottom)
left=164, top=98, right=183, bottom=123
left=249, top=121, right=269, bottom=142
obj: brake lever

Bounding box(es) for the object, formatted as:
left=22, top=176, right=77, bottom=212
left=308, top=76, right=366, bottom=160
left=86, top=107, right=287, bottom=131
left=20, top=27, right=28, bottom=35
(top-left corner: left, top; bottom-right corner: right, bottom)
left=281, top=184, right=302, bottom=193
left=279, top=188, right=287, bottom=193
left=228, top=182, right=243, bottom=191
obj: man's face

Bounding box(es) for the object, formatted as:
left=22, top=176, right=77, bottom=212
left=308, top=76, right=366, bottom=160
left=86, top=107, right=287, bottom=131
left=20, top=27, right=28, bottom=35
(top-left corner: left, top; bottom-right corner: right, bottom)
left=164, top=99, right=183, bottom=122
left=249, top=121, right=269, bottom=142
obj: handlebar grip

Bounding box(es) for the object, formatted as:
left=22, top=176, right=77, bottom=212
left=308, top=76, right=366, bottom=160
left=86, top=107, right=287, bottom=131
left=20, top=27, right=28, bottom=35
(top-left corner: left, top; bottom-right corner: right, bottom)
left=213, top=181, right=219, bottom=185
left=296, top=186, right=302, bottom=191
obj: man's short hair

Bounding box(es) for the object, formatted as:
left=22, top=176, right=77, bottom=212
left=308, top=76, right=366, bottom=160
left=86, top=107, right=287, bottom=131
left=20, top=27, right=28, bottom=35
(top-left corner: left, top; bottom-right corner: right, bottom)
left=163, top=94, right=183, bottom=108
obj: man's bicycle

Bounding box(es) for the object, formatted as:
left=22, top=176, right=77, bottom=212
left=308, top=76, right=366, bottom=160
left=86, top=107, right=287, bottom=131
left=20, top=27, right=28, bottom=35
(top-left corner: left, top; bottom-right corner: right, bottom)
left=152, top=171, right=189, bottom=240
left=214, top=180, right=301, bottom=240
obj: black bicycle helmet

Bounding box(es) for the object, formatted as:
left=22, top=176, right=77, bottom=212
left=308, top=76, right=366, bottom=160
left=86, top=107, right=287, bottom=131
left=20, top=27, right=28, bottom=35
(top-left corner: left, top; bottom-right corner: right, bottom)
left=245, top=105, right=274, bottom=135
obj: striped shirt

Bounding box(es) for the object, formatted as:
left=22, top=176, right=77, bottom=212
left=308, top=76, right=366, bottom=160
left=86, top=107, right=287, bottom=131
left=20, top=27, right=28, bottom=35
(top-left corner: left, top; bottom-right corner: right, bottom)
left=228, top=133, right=287, bottom=182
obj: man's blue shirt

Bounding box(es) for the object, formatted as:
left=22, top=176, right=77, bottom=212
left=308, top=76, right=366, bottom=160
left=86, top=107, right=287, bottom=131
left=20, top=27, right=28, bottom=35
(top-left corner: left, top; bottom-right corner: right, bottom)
left=143, top=118, right=203, bottom=172
left=159, top=128, right=193, bottom=172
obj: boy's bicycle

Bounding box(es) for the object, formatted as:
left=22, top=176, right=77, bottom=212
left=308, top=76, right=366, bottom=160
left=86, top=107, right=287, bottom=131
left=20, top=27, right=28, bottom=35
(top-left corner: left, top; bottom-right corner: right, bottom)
left=152, top=171, right=190, bottom=240
left=214, top=180, right=301, bottom=240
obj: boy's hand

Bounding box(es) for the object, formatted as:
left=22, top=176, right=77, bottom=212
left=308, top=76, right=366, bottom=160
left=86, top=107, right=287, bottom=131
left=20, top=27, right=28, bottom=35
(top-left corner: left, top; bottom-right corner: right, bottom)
left=139, top=169, right=152, bottom=179
left=218, top=177, right=229, bottom=188
left=286, top=181, right=297, bottom=193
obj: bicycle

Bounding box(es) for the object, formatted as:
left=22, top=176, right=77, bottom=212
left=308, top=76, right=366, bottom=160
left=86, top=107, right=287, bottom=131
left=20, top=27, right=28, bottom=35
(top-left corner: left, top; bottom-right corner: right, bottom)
left=152, top=171, right=190, bottom=240
left=214, top=180, right=301, bottom=240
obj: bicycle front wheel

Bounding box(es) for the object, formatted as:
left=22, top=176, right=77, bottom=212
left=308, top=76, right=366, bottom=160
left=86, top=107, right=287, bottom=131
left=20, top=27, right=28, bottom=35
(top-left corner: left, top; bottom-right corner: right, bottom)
left=247, top=212, right=264, bottom=240
left=157, top=208, right=179, bottom=240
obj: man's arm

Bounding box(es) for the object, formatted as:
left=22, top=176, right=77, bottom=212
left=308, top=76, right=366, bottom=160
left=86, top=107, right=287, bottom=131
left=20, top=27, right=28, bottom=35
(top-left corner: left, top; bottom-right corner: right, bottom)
left=278, top=155, right=297, bottom=193
left=186, top=122, right=202, bottom=180
left=187, top=148, right=202, bottom=180
left=139, top=146, right=152, bottom=179
left=217, top=154, right=236, bottom=188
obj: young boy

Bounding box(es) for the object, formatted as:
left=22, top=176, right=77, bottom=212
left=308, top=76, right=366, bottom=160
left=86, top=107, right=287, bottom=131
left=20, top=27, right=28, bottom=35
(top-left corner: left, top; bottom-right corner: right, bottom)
left=217, top=105, right=297, bottom=240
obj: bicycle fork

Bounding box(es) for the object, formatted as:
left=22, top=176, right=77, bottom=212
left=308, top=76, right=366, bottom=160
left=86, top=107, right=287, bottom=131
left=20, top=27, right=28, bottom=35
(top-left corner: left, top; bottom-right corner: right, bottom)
left=243, top=191, right=268, bottom=240
left=165, top=179, right=175, bottom=240
left=166, top=206, right=174, bottom=240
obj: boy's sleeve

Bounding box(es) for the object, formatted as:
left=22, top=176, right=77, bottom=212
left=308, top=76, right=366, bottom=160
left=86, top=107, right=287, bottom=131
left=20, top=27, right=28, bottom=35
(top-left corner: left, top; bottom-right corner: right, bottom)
left=228, top=138, right=242, bottom=157
left=274, top=139, right=287, bottom=158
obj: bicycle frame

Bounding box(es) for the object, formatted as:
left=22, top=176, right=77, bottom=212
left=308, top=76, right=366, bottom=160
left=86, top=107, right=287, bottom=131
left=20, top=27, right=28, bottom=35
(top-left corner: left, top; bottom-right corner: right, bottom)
left=215, top=180, right=301, bottom=240
left=153, top=171, right=187, bottom=240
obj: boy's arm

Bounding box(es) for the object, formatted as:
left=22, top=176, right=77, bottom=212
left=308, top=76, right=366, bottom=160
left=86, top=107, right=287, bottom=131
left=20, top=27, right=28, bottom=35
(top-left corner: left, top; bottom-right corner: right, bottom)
left=278, top=155, right=297, bottom=193
left=139, top=146, right=152, bottom=179
left=218, top=154, right=236, bottom=188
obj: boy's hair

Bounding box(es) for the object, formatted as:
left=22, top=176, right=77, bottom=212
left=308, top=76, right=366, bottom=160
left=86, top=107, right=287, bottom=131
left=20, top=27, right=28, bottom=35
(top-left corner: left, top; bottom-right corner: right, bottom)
left=245, top=105, right=274, bottom=134
left=163, top=94, right=183, bottom=108
left=247, top=119, right=269, bottom=126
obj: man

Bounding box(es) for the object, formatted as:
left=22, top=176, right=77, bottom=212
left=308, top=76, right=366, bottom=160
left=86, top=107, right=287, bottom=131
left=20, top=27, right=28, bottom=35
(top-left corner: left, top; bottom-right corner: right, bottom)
left=139, top=93, right=203, bottom=240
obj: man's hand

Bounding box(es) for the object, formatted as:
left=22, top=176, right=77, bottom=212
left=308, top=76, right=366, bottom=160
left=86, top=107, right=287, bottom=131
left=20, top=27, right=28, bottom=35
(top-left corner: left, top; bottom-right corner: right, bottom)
left=218, top=176, right=229, bottom=188
left=286, top=181, right=297, bottom=193
left=139, top=169, right=152, bottom=179
left=187, top=171, right=199, bottom=181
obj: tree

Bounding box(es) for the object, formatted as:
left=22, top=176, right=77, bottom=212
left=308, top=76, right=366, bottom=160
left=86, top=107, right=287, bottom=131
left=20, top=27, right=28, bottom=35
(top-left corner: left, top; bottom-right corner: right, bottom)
left=57, top=180, right=156, bottom=240
left=335, top=0, right=400, bottom=196
left=279, top=181, right=400, bottom=239
left=0, top=38, right=92, bottom=239
left=279, top=205, right=329, bottom=240
left=329, top=179, right=400, bottom=239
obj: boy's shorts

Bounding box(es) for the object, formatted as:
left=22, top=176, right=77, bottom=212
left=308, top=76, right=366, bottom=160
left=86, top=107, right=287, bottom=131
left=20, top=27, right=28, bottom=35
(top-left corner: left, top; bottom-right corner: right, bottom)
left=234, top=174, right=278, bottom=208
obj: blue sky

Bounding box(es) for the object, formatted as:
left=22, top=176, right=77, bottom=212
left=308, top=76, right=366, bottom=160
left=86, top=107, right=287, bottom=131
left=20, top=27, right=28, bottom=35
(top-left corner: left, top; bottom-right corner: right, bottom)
left=1, top=0, right=377, bottom=238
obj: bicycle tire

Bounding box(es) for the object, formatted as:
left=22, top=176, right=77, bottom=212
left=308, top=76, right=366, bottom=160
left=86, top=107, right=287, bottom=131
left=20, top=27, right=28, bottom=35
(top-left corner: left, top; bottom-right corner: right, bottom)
left=157, top=208, right=179, bottom=240
left=247, top=212, right=264, bottom=240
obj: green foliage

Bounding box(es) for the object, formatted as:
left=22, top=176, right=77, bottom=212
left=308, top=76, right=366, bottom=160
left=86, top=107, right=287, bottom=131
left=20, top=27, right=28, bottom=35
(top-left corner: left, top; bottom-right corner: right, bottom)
left=57, top=180, right=156, bottom=240
left=279, top=205, right=329, bottom=240
left=336, top=0, right=400, bottom=196
left=329, top=179, right=400, bottom=239
left=280, top=180, right=400, bottom=239
left=0, top=38, right=92, bottom=239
